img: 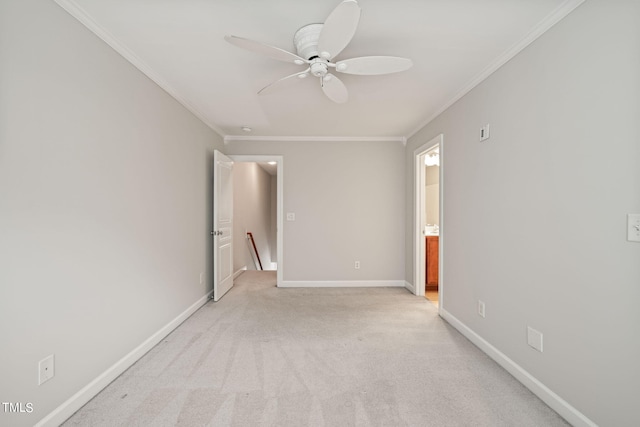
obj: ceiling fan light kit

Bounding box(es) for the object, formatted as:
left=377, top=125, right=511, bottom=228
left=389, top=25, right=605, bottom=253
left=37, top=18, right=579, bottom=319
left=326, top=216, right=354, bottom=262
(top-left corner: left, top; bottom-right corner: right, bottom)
left=225, top=0, right=413, bottom=104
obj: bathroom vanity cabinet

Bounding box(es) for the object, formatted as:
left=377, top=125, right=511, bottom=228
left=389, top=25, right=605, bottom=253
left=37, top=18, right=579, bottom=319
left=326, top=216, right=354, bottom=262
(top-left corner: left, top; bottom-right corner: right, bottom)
left=425, top=236, right=439, bottom=290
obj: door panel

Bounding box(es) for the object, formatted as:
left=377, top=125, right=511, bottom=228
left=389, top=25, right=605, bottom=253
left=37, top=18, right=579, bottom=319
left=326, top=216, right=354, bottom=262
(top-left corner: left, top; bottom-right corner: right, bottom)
left=213, top=150, right=234, bottom=301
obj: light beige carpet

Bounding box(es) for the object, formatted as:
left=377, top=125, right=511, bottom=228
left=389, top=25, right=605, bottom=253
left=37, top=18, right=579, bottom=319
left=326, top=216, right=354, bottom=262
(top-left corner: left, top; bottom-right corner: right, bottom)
left=63, top=271, right=569, bottom=426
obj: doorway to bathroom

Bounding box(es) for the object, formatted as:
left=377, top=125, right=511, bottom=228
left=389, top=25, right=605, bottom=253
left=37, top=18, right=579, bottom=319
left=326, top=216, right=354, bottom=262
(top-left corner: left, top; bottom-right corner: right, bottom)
left=414, top=135, right=443, bottom=309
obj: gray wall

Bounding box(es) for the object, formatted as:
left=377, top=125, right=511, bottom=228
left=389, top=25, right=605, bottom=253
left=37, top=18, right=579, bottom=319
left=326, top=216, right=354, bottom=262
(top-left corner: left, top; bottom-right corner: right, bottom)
left=232, top=163, right=274, bottom=271
left=226, top=140, right=405, bottom=282
left=405, top=1, right=640, bottom=425
left=0, top=1, right=223, bottom=426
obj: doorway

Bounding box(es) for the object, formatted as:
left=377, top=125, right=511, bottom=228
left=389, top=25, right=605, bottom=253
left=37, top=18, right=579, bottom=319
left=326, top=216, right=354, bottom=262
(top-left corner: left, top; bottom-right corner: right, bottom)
left=229, top=155, right=284, bottom=287
left=414, top=135, right=443, bottom=309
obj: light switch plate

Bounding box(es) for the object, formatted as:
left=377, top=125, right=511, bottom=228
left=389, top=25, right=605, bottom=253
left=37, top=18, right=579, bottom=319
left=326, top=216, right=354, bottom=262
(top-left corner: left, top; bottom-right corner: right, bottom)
left=480, top=124, right=490, bottom=141
left=628, top=214, right=640, bottom=242
left=286, top=212, right=295, bottom=221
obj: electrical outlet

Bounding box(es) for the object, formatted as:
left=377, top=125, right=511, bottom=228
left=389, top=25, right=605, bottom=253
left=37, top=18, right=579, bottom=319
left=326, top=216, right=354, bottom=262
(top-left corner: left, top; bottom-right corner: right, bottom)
left=286, top=212, right=296, bottom=221
left=478, top=300, right=485, bottom=318
left=38, top=354, right=54, bottom=385
left=527, top=327, right=544, bottom=352
left=354, top=261, right=360, bottom=269
left=628, top=214, right=640, bottom=242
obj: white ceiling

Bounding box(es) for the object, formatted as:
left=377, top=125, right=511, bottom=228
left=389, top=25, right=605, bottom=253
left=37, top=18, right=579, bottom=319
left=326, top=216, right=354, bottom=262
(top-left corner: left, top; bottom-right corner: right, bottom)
left=55, top=0, right=581, bottom=141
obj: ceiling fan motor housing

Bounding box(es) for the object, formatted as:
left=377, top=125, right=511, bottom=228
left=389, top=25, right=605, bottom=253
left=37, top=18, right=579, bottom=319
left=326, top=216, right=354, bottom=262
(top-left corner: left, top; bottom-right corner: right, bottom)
left=293, top=23, right=324, bottom=60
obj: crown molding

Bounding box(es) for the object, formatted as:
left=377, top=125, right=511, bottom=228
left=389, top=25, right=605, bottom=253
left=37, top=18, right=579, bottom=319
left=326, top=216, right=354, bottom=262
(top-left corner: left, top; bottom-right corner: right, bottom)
left=53, top=0, right=226, bottom=139
left=224, top=135, right=407, bottom=144
left=407, top=0, right=585, bottom=140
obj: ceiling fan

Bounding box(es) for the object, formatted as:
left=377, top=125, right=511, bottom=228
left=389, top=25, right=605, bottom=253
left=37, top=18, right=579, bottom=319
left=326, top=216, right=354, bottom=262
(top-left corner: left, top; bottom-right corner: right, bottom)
left=225, top=0, right=413, bottom=104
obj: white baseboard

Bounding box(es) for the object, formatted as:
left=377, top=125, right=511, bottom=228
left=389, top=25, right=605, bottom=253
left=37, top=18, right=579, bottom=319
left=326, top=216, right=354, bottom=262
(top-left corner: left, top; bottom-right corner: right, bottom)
left=404, top=280, right=416, bottom=294
left=440, top=308, right=597, bottom=427
left=35, top=291, right=213, bottom=427
left=233, top=266, right=247, bottom=279
left=279, top=280, right=405, bottom=288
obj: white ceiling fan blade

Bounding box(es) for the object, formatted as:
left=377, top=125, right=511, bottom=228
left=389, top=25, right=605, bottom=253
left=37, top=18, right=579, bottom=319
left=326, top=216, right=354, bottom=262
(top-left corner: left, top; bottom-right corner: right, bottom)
left=334, top=56, right=413, bottom=75
left=225, top=35, right=307, bottom=65
left=258, top=68, right=311, bottom=96
left=317, top=0, right=361, bottom=60
left=321, top=73, right=348, bottom=104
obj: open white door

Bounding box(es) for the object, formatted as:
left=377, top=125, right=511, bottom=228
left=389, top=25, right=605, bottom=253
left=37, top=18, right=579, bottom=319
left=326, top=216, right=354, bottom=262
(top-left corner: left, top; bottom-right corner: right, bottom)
left=213, top=150, right=234, bottom=301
